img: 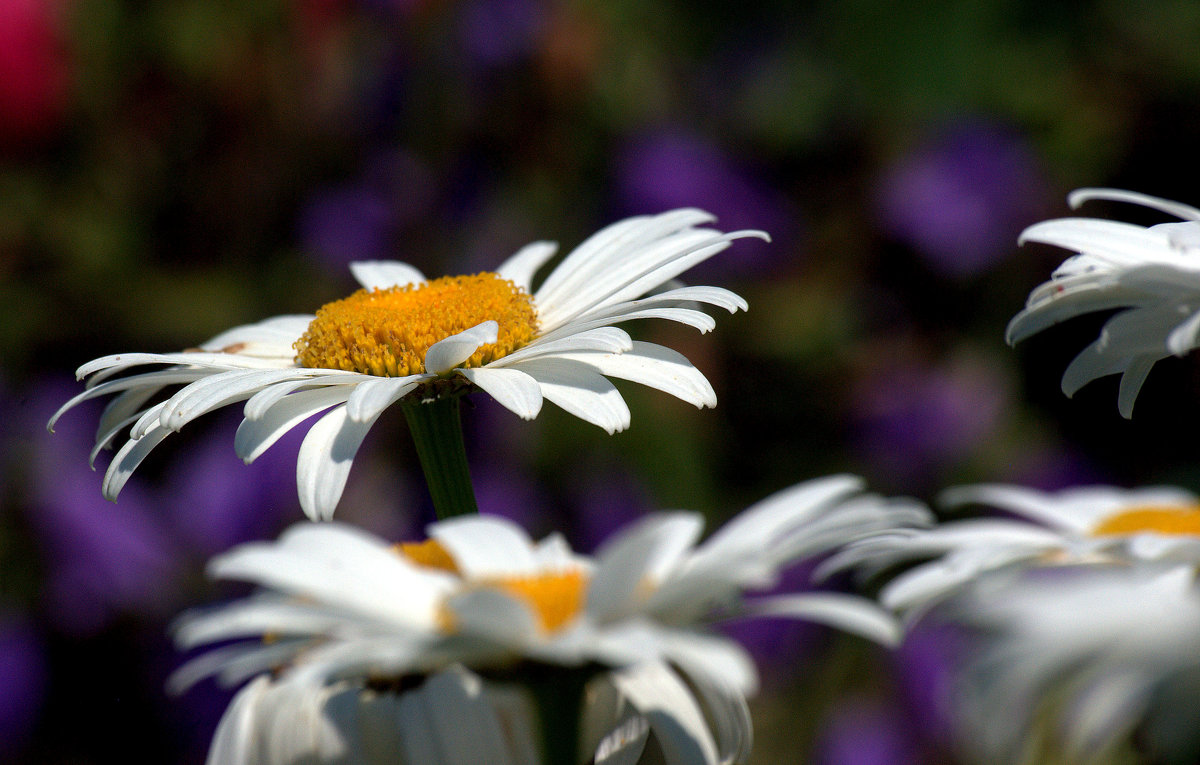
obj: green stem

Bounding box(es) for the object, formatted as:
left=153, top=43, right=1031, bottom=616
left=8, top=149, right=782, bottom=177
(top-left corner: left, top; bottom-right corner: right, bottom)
left=528, top=665, right=592, bottom=765
left=402, top=396, right=479, bottom=520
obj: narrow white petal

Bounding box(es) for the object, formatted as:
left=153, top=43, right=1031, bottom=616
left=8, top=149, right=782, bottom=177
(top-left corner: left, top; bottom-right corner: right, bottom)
left=101, top=423, right=173, bottom=500
left=609, top=662, right=720, bottom=765
left=590, top=512, right=704, bottom=622
left=495, top=240, right=559, bottom=290
left=429, top=515, right=539, bottom=577
left=1117, top=356, right=1156, bottom=418
left=492, top=327, right=632, bottom=366
left=557, top=342, right=717, bottom=409
left=295, top=404, right=378, bottom=521
left=349, top=260, right=427, bottom=290
left=744, top=593, right=902, bottom=646
left=48, top=369, right=207, bottom=433
left=458, top=368, right=543, bottom=419
left=424, top=321, right=499, bottom=375
left=1166, top=310, right=1200, bottom=356
left=345, top=375, right=425, bottom=423
left=1068, top=187, right=1200, bottom=221
left=243, top=373, right=359, bottom=421
left=159, top=369, right=306, bottom=431
left=206, top=675, right=270, bottom=765
left=513, top=358, right=631, bottom=433
left=235, top=386, right=353, bottom=463
left=199, top=314, right=313, bottom=353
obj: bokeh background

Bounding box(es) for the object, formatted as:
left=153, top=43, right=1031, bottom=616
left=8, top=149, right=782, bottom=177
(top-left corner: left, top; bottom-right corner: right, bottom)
left=6, top=0, right=1200, bottom=762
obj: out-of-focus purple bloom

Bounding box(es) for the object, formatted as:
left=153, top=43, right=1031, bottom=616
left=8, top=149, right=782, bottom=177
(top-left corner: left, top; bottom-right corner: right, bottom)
left=891, top=621, right=962, bottom=748
left=812, top=697, right=920, bottom=765
left=721, top=559, right=820, bottom=682
left=569, top=465, right=653, bottom=553
left=162, top=412, right=303, bottom=557
left=472, top=464, right=551, bottom=533
left=0, top=612, right=46, bottom=757
left=458, top=0, right=547, bottom=68
left=613, top=130, right=796, bottom=278
left=876, top=122, right=1048, bottom=278
left=851, top=353, right=1008, bottom=485
left=30, top=380, right=184, bottom=634
left=298, top=150, right=435, bottom=271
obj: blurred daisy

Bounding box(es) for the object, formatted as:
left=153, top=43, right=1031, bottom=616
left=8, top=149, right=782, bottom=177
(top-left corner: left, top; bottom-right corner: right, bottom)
left=171, top=475, right=924, bottom=764
left=948, top=565, right=1200, bottom=764
left=50, top=210, right=765, bottom=519
left=823, top=483, right=1200, bottom=616
left=1008, top=188, right=1200, bottom=417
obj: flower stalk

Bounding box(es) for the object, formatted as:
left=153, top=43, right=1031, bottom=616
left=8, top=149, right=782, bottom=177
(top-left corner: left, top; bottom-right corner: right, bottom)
left=402, top=395, right=479, bottom=520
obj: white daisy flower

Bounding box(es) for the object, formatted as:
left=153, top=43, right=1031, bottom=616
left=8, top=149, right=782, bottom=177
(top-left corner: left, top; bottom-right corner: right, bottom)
left=1008, top=188, right=1200, bottom=417
left=49, top=209, right=766, bottom=520
left=822, top=483, right=1200, bottom=617
left=171, top=475, right=924, bottom=764
left=946, top=565, right=1200, bottom=764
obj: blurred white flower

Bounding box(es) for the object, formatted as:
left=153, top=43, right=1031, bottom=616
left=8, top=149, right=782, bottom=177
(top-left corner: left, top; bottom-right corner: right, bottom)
left=823, top=483, right=1200, bottom=616
left=51, top=209, right=765, bottom=519
left=948, top=565, right=1200, bottom=764
left=172, top=475, right=922, bottom=764
left=1009, top=188, right=1200, bottom=416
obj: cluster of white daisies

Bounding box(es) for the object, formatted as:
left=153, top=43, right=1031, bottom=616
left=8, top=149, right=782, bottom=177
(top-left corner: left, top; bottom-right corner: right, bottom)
left=54, top=194, right=1200, bottom=764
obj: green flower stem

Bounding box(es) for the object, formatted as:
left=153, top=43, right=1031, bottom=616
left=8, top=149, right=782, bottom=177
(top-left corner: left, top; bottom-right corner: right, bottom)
left=402, top=396, right=479, bottom=520
left=527, top=664, right=594, bottom=765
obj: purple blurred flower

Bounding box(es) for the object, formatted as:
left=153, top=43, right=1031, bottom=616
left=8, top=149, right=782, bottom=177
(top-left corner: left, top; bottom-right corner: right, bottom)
left=569, top=464, right=653, bottom=553
left=876, top=122, right=1048, bottom=278
left=458, top=0, right=547, bottom=68
left=298, top=149, right=435, bottom=271
left=0, top=613, right=46, bottom=757
left=162, top=411, right=304, bottom=557
left=851, top=353, right=1008, bottom=484
left=613, top=130, right=795, bottom=278
left=813, top=697, right=920, bottom=765
left=30, top=380, right=184, bottom=634
left=721, top=559, right=820, bottom=682
left=891, top=621, right=963, bottom=748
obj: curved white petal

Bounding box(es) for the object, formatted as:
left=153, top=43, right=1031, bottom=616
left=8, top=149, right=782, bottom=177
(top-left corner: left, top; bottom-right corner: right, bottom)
left=295, top=405, right=379, bottom=521
left=495, top=240, right=559, bottom=291
left=744, top=593, right=902, bottom=646
left=458, top=367, right=543, bottom=419
left=424, top=321, right=499, bottom=375
left=514, top=358, right=631, bottom=433
left=557, top=342, right=717, bottom=409
left=349, top=260, right=427, bottom=290
left=235, top=386, right=354, bottom=463
left=345, top=375, right=425, bottom=423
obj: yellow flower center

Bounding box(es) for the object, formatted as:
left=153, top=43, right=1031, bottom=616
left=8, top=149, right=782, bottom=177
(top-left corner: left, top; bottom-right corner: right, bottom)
left=294, top=273, right=539, bottom=376
left=1091, top=505, right=1200, bottom=536
left=398, top=538, right=588, bottom=634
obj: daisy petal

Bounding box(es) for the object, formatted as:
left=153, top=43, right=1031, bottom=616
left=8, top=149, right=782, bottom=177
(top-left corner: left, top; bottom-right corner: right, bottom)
left=745, top=593, right=902, bottom=646
left=458, top=368, right=543, bottom=419
left=609, top=662, right=720, bottom=765
left=296, top=405, right=378, bottom=521
left=349, top=261, right=426, bottom=290
left=1068, top=187, right=1200, bottom=220
left=495, top=240, right=559, bottom=291
left=235, top=386, right=353, bottom=463
left=561, top=342, right=717, bottom=409
left=515, top=358, right=631, bottom=434
left=424, top=321, right=499, bottom=375
left=345, top=375, right=425, bottom=423
left=101, top=423, right=174, bottom=500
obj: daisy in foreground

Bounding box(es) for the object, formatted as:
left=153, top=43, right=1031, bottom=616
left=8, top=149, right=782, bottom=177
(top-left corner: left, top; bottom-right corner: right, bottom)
left=50, top=209, right=766, bottom=520
left=822, top=483, right=1200, bottom=617
left=1008, top=188, right=1200, bottom=417
left=169, top=475, right=928, bottom=764
left=945, top=565, right=1200, bottom=764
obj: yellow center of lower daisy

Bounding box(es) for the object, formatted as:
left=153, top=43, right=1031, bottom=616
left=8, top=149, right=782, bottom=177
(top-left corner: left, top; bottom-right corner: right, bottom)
left=1091, top=505, right=1200, bottom=536
left=399, top=539, right=588, bottom=634
left=294, top=273, right=539, bottom=376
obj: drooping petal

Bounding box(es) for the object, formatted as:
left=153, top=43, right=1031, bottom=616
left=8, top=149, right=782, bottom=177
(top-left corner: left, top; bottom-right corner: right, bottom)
left=295, top=405, right=379, bottom=521
left=509, top=357, right=631, bottom=434
left=458, top=367, right=543, bottom=420
left=235, top=386, right=354, bottom=463
left=424, top=321, right=499, bottom=375
left=349, top=260, right=427, bottom=290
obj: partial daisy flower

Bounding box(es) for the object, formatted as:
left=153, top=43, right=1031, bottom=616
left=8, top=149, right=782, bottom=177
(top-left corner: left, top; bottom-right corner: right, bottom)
left=946, top=565, right=1200, bottom=764
left=1008, top=188, right=1200, bottom=417
left=50, top=210, right=766, bottom=520
left=170, top=475, right=927, bottom=764
left=823, top=483, right=1200, bottom=617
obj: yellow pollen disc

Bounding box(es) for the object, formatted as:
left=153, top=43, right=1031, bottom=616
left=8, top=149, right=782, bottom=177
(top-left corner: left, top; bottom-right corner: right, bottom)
left=487, top=570, right=589, bottom=634
left=294, top=273, right=539, bottom=376
left=1091, top=505, right=1200, bottom=537
left=396, top=539, right=460, bottom=574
